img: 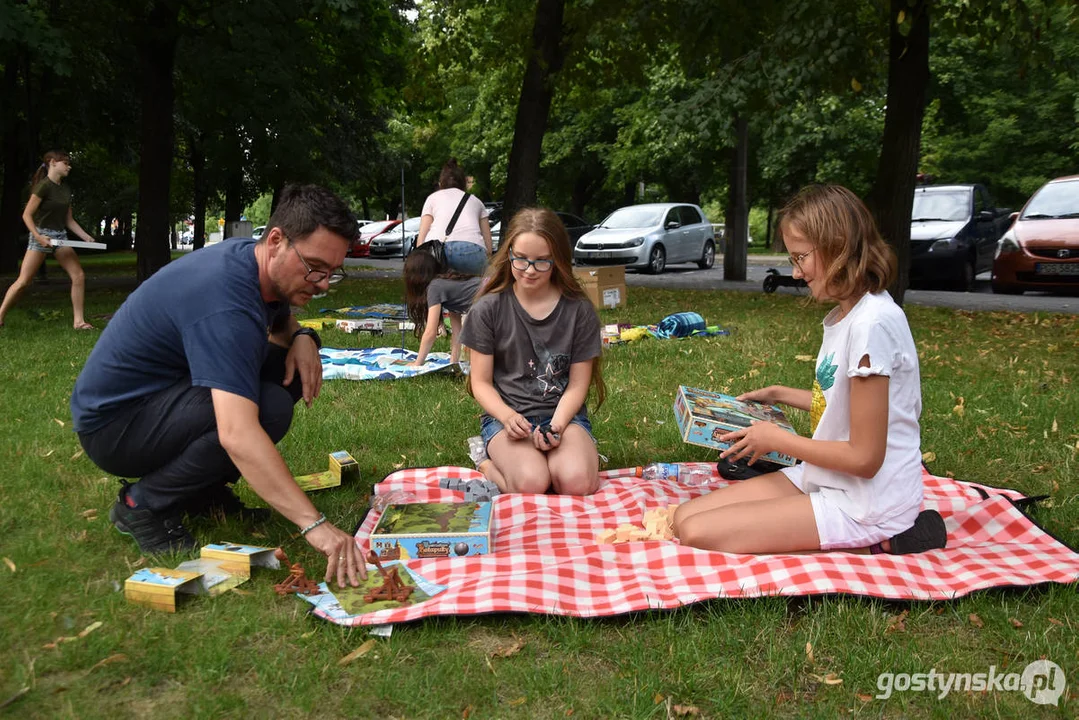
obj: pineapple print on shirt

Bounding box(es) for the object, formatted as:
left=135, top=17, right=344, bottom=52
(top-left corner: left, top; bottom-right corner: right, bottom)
left=810, top=352, right=838, bottom=433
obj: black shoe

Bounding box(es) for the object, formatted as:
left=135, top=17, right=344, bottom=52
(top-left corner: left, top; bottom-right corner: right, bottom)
left=889, top=510, right=947, bottom=554
left=109, top=490, right=198, bottom=555
left=186, top=485, right=273, bottom=524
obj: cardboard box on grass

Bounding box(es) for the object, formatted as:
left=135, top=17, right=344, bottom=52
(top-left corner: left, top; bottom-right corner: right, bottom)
left=369, top=502, right=493, bottom=561
left=673, top=385, right=798, bottom=467
left=295, top=451, right=359, bottom=492
left=199, top=542, right=281, bottom=578
left=573, top=266, right=627, bottom=310
left=124, top=568, right=204, bottom=612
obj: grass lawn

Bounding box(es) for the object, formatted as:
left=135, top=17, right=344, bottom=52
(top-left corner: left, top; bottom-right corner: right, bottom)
left=1, top=257, right=1076, bottom=718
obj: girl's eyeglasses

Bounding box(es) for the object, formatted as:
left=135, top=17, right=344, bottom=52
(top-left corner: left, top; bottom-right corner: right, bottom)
left=509, top=254, right=554, bottom=273
left=788, top=247, right=815, bottom=271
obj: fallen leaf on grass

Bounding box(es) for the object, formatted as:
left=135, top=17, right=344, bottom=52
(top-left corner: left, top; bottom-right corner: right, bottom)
left=338, top=639, right=377, bottom=666
left=856, top=693, right=874, bottom=702
left=78, top=621, right=103, bottom=638
left=673, top=704, right=701, bottom=716
left=794, top=355, right=814, bottom=362
left=809, top=672, right=843, bottom=685
left=491, top=636, right=526, bottom=659
left=508, top=697, right=527, bottom=707
left=462, top=704, right=473, bottom=718
left=81, top=509, right=98, bottom=520
left=968, top=613, right=984, bottom=628
left=3, top=557, right=15, bottom=573
left=653, top=693, right=665, bottom=704
left=71, top=449, right=83, bottom=460
left=887, top=610, right=908, bottom=633
left=53, top=418, right=65, bottom=427
left=921, top=451, right=936, bottom=464
left=1009, top=617, right=1024, bottom=628
left=1047, top=617, right=1064, bottom=627
left=805, top=642, right=814, bottom=663
left=952, top=397, right=965, bottom=417
left=85, top=654, right=126, bottom=674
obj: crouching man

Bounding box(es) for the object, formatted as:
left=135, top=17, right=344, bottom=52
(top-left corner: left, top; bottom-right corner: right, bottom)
left=71, top=184, right=365, bottom=586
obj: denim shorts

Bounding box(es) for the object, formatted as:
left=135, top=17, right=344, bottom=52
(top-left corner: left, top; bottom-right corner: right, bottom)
left=27, top=228, right=66, bottom=255
left=443, top=240, right=488, bottom=276
left=480, top=411, right=594, bottom=450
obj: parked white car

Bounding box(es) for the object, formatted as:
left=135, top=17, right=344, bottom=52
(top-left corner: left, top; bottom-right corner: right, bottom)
left=573, top=203, right=714, bottom=274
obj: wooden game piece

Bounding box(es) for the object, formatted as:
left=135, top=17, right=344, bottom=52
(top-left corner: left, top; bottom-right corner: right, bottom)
left=273, top=549, right=322, bottom=596
left=363, top=551, right=415, bottom=603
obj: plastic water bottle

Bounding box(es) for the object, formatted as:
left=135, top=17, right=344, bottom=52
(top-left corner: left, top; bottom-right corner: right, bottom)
left=636, top=462, right=712, bottom=486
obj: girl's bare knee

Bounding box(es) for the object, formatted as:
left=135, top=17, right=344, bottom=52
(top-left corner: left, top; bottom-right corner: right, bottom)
left=506, top=471, right=550, bottom=494
left=552, top=470, right=598, bottom=496
left=70, top=268, right=85, bottom=285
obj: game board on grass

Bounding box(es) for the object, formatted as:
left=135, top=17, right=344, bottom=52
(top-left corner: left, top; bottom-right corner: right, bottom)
left=311, top=465, right=1079, bottom=627
left=320, top=347, right=464, bottom=381
left=299, top=562, right=447, bottom=620
left=319, top=304, right=406, bottom=318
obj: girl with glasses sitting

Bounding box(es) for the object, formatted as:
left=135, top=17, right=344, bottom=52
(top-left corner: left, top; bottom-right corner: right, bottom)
left=459, top=208, right=606, bottom=495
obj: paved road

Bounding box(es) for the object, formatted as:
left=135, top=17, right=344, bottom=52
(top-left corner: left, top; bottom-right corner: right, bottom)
left=346, top=254, right=1079, bottom=315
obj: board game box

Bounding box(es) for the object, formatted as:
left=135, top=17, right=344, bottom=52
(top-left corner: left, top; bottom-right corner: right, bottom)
left=369, top=502, right=493, bottom=560
left=673, top=385, right=798, bottom=467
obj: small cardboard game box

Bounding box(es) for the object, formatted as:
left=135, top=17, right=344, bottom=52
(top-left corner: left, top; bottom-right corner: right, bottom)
left=369, top=502, right=493, bottom=561
left=295, top=450, right=359, bottom=492
left=124, top=568, right=205, bottom=612
left=573, top=266, right=627, bottom=310
left=673, top=385, right=798, bottom=467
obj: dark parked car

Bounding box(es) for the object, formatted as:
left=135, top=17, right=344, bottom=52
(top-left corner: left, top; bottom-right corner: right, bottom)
left=992, top=175, right=1079, bottom=294
left=908, top=184, right=1011, bottom=290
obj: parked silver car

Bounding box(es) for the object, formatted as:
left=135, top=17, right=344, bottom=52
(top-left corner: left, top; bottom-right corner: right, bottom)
left=370, top=216, right=422, bottom=257
left=573, top=203, right=715, bottom=274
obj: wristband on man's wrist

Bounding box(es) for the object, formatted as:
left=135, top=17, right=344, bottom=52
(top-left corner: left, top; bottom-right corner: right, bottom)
left=291, top=327, right=321, bottom=349
left=299, top=513, right=327, bottom=536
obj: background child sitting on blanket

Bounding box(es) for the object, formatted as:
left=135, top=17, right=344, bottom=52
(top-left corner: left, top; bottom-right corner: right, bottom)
left=404, top=251, right=483, bottom=366
left=460, top=207, right=606, bottom=495
left=674, top=185, right=946, bottom=556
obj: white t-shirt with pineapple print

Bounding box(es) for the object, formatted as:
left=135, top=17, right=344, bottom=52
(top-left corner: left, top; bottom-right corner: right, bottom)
left=781, top=291, right=923, bottom=526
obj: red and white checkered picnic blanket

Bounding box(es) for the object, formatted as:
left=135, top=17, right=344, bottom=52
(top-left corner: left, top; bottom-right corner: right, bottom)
left=327, top=465, right=1079, bottom=627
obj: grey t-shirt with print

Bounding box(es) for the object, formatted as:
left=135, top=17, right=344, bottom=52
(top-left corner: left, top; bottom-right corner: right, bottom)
left=427, top=276, right=482, bottom=315
left=460, top=290, right=601, bottom=418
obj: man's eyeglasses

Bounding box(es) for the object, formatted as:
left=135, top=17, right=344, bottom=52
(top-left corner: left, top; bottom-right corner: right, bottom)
left=787, top=247, right=816, bottom=271
left=509, top=254, right=554, bottom=273
left=290, top=239, right=346, bottom=284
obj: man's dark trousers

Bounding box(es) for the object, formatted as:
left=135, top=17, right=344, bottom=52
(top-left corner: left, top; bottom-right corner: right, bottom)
left=78, top=344, right=303, bottom=512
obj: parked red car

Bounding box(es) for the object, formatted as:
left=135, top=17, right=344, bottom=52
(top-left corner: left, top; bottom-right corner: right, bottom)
left=348, top=220, right=400, bottom=258
left=992, top=175, right=1079, bottom=294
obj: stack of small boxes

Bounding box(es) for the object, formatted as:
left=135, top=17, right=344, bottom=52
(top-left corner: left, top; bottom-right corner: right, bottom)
left=438, top=477, right=501, bottom=503
left=595, top=506, right=677, bottom=544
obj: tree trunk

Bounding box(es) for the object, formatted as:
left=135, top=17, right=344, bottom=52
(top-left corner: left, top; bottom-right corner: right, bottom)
left=192, top=138, right=206, bottom=250
left=223, top=163, right=243, bottom=238
left=0, top=60, right=27, bottom=274
left=134, top=1, right=179, bottom=282
left=867, top=0, right=930, bottom=306
left=723, top=115, right=749, bottom=281
left=501, top=0, right=566, bottom=223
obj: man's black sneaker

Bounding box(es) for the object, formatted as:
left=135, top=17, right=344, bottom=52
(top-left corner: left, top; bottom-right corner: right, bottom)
left=186, top=484, right=273, bottom=524
left=110, top=494, right=198, bottom=555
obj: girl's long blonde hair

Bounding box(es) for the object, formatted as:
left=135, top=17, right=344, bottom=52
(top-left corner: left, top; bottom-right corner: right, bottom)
left=468, top=207, right=605, bottom=409
left=777, top=184, right=896, bottom=301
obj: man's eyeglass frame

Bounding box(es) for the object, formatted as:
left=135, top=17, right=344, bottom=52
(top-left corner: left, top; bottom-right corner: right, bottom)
left=289, top=237, right=346, bottom=284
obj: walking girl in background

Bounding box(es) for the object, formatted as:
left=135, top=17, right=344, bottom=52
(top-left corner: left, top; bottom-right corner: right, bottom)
left=415, top=158, right=492, bottom=276
left=0, top=151, right=96, bottom=330
left=403, top=250, right=483, bottom=366
left=675, top=185, right=946, bottom=556
left=460, top=207, right=605, bottom=495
